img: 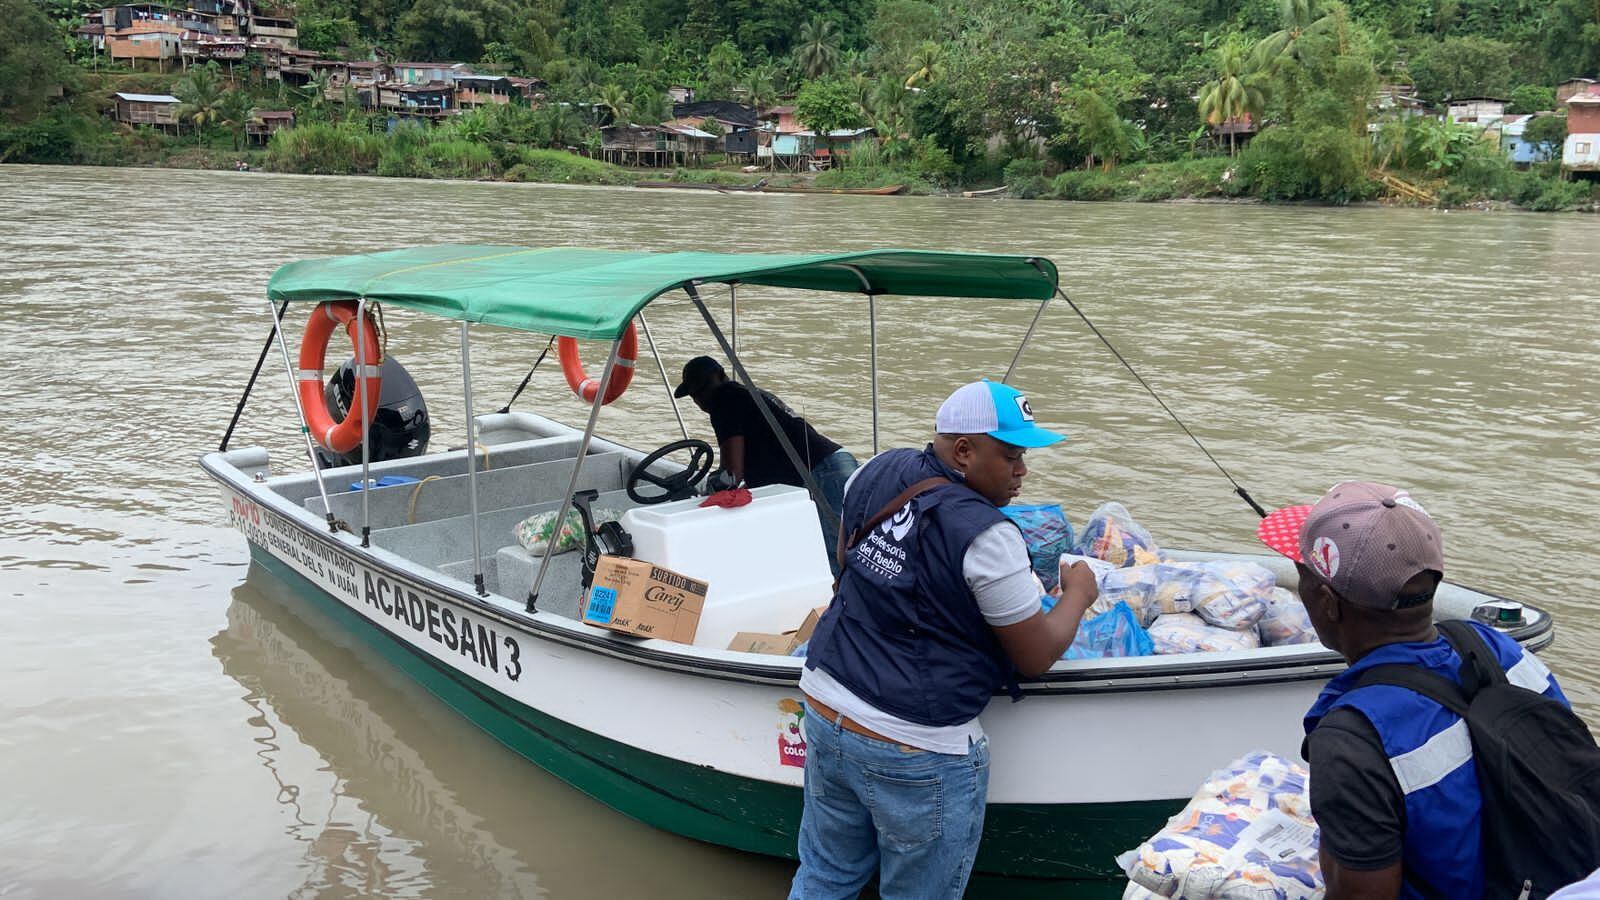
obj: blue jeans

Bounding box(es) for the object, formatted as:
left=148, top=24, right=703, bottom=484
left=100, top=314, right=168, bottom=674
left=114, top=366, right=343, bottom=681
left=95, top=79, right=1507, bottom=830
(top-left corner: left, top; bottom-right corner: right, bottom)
left=788, top=703, right=990, bottom=900
left=810, top=449, right=858, bottom=576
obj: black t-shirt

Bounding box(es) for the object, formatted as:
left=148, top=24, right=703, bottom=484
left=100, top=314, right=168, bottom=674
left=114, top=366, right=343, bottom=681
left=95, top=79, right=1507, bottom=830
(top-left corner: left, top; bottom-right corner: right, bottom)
left=706, top=382, right=840, bottom=488
left=1305, top=707, right=1405, bottom=871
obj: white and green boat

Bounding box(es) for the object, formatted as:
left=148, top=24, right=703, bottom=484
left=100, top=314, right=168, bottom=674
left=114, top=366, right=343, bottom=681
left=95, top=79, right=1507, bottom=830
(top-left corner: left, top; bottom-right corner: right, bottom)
left=203, top=245, right=1555, bottom=893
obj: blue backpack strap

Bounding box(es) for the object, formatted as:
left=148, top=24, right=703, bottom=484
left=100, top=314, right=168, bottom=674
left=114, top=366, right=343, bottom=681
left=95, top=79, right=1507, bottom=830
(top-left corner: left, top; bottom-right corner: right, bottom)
left=1354, top=662, right=1472, bottom=718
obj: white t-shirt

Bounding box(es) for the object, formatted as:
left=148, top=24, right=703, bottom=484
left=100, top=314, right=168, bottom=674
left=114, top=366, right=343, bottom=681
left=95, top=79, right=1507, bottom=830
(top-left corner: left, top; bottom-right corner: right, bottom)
left=799, top=466, right=1043, bottom=754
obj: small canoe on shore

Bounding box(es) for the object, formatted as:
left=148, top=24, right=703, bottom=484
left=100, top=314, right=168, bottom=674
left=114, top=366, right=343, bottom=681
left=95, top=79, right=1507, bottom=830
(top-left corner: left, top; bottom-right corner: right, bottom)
left=962, top=185, right=1009, bottom=198
left=634, top=181, right=765, bottom=192
left=759, top=184, right=905, bottom=195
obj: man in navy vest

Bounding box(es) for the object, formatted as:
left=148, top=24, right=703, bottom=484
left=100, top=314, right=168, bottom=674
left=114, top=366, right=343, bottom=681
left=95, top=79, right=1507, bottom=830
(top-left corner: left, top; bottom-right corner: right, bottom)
left=1258, top=482, right=1568, bottom=899
left=789, top=380, right=1099, bottom=900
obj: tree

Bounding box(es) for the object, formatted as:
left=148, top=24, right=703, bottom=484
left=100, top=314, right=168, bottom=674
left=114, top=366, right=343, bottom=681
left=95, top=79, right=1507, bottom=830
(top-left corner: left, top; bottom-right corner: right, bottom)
left=795, top=77, right=864, bottom=154
left=302, top=69, right=333, bottom=121
left=1407, top=36, right=1514, bottom=102
left=394, top=0, right=522, bottom=63
left=175, top=63, right=226, bottom=143
left=1197, top=34, right=1267, bottom=155
left=1541, top=0, right=1600, bottom=84
left=1523, top=114, right=1567, bottom=160
left=0, top=0, right=71, bottom=124
left=903, top=41, right=943, bottom=89
left=1251, top=0, right=1337, bottom=74
left=1507, top=84, right=1555, bottom=115
left=218, top=89, right=255, bottom=151
left=704, top=40, right=744, bottom=98
left=795, top=18, right=840, bottom=79
left=598, top=83, right=632, bottom=125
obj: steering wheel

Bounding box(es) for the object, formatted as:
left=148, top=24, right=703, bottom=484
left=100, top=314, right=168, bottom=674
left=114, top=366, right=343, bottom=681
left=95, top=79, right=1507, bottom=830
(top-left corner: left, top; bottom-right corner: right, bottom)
left=627, top=439, right=715, bottom=504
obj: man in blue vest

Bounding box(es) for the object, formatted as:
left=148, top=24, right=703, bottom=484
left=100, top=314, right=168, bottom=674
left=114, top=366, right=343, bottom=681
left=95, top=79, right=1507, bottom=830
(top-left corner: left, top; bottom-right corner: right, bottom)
left=789, top=380, right=1100, bottom=900
left=1258, top=482, right=1568, bottom=899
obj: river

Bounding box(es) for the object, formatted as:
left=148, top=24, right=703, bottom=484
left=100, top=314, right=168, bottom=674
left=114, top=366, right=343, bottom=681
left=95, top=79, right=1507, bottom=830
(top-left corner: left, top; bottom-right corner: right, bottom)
left=1, top=164, right=1596, bottom=898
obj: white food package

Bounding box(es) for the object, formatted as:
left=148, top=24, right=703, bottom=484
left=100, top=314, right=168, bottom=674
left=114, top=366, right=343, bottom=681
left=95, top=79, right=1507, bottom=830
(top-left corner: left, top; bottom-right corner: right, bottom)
left=1148, top=613, right=1262, bottom=654
left=1117, top=750, right=1322, bottom=899
left=1257, top=588, right=1320, bottom=646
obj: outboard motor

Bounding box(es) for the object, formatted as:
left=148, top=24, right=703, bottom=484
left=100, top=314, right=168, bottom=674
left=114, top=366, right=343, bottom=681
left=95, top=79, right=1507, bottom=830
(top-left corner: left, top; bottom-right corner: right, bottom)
left=316, top=355, right=431, bottom=468
left=572, top=488, right=632, bottom=590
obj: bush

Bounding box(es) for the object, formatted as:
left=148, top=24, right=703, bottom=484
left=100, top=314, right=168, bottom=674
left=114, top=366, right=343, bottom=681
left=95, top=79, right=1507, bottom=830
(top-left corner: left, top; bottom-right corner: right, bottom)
left=502, top=149, right=634, bottom=185
left=1527, top=179, right=1591, bottom=212
left=423, top=139, right=498, bottom=179
left=1049, top=169, right=1133, bottom=201
left=812, top=165, right=935, bottom=193
left=265, top=122, right=382, bottom=174
left=1235, top=125, right=1375, bottom=203
left=1002, top=157, right=1048, bottom=198
left=377, top=147, right=430, bottom=178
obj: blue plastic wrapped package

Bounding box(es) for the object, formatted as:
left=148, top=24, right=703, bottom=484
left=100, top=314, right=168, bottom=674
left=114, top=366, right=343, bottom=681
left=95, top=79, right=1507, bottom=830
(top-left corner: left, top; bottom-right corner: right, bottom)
left=1064, top=601, right=1154, bottom=660
left=1118, top=751, right=1321, bottom=899
left=1076, top=502, right=1160, bottom=567
left=789, top=639, right=809, bottom=658
left=1001, top=503, right=1074, bottom=591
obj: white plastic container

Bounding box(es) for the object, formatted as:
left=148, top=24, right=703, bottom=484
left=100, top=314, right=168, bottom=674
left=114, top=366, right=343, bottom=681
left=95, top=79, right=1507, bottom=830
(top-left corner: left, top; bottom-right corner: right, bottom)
left=620, top=485, right=835, bottom=648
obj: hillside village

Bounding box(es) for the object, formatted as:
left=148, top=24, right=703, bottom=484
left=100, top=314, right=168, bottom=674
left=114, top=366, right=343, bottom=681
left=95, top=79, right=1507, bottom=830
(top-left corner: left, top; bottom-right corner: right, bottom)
left=70, top=1, right=1600, bottom=179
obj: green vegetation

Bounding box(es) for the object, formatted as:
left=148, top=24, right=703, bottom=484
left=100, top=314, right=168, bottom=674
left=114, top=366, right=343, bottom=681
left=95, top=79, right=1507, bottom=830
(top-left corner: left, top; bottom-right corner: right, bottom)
left=4, top=0, right=1599, bottom=210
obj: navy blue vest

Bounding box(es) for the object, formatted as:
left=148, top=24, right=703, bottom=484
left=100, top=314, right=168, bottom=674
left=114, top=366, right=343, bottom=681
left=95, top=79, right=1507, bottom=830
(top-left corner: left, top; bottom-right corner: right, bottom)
left=1304, top=623, right=1566, bottom=899
left=806, top=446, right=1021, bottom=727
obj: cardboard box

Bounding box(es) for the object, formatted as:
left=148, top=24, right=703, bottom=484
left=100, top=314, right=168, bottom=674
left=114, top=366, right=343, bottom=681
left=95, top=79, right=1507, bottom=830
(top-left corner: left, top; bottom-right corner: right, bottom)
left=583, top=555, right=708, bottom=644
left=791, top=604, right=830, bottom=647
left=726, top=631, right=798, bottom=655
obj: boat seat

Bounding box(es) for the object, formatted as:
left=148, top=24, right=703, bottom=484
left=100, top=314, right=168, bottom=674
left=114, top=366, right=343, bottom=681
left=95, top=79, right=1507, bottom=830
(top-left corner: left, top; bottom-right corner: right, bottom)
left=269, top=433, right=583, bottom=507
left=308, top=452, right=630, bottom=528
left=491, top=489, right=640, bottom=618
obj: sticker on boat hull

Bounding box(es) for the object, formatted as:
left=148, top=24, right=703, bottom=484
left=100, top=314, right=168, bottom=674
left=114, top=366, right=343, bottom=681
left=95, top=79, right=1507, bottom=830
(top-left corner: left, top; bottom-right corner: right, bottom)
left=778, top=698, right=807, bottom=768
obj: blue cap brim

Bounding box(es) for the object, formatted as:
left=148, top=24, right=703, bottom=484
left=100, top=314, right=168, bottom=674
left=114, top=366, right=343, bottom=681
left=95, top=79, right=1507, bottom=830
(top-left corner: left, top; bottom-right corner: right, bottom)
left=989, top=426, right=1066, bottom=448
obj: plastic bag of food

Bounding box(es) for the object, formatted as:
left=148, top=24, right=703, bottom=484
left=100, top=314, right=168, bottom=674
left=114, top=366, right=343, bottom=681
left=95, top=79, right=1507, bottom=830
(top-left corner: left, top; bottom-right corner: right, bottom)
left=1076, top=502, right=1160, bottom=568
left=1064, top=601, right=1155, bottom=660
left=1148, top=613, right=1262, bottom=654
left=1001, top=503, right=1075, bottom=592
left=1184, top=566, right=1269, bottom=632
left=1087, top=563, right=1166, bottom=626
left=1118, top=750, right=1321, bottom=900
left=1257, top=588, right=1319, bottom=647
left=513, top=507, right=619, bottom=556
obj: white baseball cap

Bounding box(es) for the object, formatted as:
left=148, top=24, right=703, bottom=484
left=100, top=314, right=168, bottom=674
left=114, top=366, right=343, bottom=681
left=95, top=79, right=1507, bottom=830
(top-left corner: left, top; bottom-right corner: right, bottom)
left=936, top=380, right=1066, bottom=448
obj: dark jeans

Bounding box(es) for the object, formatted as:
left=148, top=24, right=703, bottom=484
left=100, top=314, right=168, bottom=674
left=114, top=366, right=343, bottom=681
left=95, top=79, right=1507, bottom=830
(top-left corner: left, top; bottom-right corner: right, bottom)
left=810, top=449, right=858, bottom=576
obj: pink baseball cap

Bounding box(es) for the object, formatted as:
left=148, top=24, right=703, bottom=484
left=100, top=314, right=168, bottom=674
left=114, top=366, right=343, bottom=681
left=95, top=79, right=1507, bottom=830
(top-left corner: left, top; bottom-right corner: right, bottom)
left=1258, top=482, right=1444, bottom=609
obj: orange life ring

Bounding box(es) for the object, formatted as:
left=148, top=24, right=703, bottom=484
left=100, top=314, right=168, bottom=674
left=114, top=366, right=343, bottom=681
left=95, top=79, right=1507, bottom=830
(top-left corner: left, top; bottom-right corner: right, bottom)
left=297, top=300, right=383, bottom=454
left=557, top=322, right=638, bottom=405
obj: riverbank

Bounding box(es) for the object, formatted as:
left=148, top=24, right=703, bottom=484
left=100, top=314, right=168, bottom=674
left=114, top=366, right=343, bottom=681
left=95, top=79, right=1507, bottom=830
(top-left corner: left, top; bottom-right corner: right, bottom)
left=4, top=83, right=1593, bottom=211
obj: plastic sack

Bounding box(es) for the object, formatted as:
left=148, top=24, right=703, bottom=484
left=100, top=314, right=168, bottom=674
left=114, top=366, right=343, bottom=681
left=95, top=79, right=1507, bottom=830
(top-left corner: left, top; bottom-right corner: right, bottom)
left=1182, top=565, right=1269, bottom=632
left=1257, top=588, right=1319, bottom=647
left=1088, top=561, right=1269, bottom=632
left=1118, top=750, right=1321, bottom=900
left=1148, top=613, right=1261, bottom=655
left=513, top=507, right=619, bottom=556
left=1076, top=502, right=1160, bottom=568
left=1001, top=503, right=1075, bottom=592
left=1124, top=884, right=1165, bottom=900
left=1064, top=601, right=1155, bottom=660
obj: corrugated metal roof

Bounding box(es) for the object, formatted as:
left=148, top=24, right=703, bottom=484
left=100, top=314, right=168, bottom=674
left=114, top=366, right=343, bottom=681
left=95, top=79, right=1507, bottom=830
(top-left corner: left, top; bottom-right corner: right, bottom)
left=114, top=92, right=180, bottom=103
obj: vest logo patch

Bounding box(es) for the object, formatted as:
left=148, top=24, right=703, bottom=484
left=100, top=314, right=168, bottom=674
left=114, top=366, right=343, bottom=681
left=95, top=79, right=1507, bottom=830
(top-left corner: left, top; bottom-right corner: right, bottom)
left=882, top=503, right=915, bottom=541
left=778, top=698, right=806, bottom=768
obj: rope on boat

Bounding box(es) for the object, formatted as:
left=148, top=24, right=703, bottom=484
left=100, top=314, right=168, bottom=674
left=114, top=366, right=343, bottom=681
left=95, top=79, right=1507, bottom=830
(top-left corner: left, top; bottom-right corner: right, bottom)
left=407, top=475, right=441, bottom=524
left=498, top=335, right=557, bottom=414
left=1051, top=285, right=1270, bottom=519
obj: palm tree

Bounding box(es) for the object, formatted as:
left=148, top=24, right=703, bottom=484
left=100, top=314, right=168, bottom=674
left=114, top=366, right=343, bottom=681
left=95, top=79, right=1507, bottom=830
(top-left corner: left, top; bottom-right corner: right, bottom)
left=746, top=66, right=778, bottom=113
left=598, top=83, right=632, bottom=125
left=217, top=89, right=256, bottom=151
left=302, top=69, right=333, bottom=121
left=1251, top=0, right=1335, bottom=73
left=904, top=41, right=944, bottom=90
left=175, top=63, right=225, bottom=144
left=1198, top=35, right=1267, bottom=156
left=795, top=18, right=840, bottom=79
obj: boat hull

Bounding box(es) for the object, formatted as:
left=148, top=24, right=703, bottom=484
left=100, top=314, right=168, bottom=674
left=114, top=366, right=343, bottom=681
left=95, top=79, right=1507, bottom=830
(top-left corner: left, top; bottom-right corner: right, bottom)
left=247, top=546, right=1179, bottom=887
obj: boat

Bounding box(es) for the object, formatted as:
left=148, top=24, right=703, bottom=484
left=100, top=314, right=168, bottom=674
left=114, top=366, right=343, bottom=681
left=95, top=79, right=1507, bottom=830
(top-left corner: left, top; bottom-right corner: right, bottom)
left=633, top=180, right=765, bottom=192
left=963, top=185, right=1010, bottom=198
left=203, top=245, right=1555, bottom=892
left=758, top=183, right=905, bottom=195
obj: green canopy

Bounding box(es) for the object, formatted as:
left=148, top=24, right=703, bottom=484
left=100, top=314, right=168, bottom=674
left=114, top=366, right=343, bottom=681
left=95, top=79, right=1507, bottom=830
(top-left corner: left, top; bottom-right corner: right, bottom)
left=267, top=245, right=1059, bottom=340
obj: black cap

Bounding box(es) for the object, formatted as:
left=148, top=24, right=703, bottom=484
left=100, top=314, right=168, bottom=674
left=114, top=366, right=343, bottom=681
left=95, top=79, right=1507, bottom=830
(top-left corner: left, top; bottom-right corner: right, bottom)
left=673, top=356, right=725, bottom=398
